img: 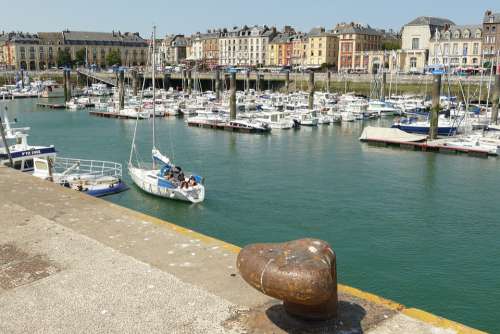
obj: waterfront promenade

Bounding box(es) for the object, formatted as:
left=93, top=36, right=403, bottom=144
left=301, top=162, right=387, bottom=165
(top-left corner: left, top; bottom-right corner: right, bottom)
left=0, top=166, right=484, bottom=333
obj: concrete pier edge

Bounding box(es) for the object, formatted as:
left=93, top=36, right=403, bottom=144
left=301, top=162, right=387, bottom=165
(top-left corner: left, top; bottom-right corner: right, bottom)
left=125, top=204, right=484, bottom=334
left=0, top=166, right=486, bottom=333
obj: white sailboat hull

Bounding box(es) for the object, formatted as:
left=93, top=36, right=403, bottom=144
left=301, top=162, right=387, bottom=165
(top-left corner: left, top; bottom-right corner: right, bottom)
left=129, top=166, right=205, bottom=204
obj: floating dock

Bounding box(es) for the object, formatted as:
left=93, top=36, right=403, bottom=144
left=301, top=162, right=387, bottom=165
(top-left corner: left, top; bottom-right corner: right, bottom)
left=187, top=119, right=271, bottom=134
left=89, top=111, right=127, bottom=118
left=360, top=127, right=496, bottom=158
left=36, top=103, right=66, bottom=109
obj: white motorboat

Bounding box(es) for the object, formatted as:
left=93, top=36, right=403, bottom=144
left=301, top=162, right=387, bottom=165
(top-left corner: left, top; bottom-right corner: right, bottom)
left=33, top=157, right=128, bottom=197
left=119, top=106, right=149, bottom=119
left=254, top=112, right=294, bottom=129
left=0, top=112, right=56, bottom=172
left=367, top=101, right=399, bottom=117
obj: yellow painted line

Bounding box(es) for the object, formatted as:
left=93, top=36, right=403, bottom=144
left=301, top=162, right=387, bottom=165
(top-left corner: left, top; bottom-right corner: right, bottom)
left=338, top=284, right=404, bottom=311
left=108, top=203, right=485, bottom=333
left=403, top=308, right=487, bottom=334
left=124, top=207, right=242, bottom=254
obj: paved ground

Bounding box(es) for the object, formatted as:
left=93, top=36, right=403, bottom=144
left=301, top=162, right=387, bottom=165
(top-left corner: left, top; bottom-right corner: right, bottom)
left=0, top=167, right=485, bottom=333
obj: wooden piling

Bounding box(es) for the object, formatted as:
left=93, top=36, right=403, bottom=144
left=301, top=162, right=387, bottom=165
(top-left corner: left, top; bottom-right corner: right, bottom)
left=215, top=70, right=221, bottom=101
left=285, top=71, right=290, bottom=94
left=429, top=74, right=442, bottom=140
left=118, top=70, right=125, bottom=110
left=229, top=72, right=236, bottom=120
left=245, top=71, right=250, bottom=93
left=381, top=71, right=387, bottom=102
left=163, top=72, right=171, bottom=91
left=131, top=69, right=139, bottom=96
left=491, top=73, right=500, bottom=124
left=63, top=70, right=68, bottom=102
left=308, top=71, right=315, bottom=110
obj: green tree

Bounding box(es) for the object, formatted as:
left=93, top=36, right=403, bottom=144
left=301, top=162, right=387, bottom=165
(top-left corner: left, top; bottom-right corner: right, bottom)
left=381, top=40, right=401, bottom=51
left=75, top=49, right=87, bottom=66
left=56, top=49, right=73, bottom=68
left=106, top=49, right=122, bottom=67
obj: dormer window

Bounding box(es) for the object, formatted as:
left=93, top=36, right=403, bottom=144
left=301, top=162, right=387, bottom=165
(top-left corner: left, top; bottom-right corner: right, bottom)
left=453, top=31, right=460, bottom=39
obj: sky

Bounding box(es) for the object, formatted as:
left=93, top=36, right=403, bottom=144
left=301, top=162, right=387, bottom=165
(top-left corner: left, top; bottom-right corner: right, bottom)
left=1, top=0, right=498, bottom=37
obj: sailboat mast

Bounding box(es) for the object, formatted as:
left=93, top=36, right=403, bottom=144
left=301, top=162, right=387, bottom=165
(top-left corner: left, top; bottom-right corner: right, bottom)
left=152, top=26, right=157, bottom=153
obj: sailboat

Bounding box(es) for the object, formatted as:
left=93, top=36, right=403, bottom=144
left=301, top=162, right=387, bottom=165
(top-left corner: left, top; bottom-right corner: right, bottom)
left=128, top=27, right=205, bottom=204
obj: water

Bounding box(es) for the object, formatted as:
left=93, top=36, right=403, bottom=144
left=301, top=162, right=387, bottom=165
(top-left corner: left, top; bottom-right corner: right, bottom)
left=3, top=98, right=499, bottom=332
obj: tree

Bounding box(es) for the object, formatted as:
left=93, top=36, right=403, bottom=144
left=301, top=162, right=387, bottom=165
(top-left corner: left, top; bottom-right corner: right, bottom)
left=75, top=49, right=87, bottom=66
left=106, top=49, right=122, bottom=67
left=381, top=40, right=401, bottom=51
left=56, top=49, right=73, bottom=68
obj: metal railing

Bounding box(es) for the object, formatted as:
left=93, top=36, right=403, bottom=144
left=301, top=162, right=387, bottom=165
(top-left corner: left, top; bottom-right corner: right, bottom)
left=53, top=157, right=122, bottom=179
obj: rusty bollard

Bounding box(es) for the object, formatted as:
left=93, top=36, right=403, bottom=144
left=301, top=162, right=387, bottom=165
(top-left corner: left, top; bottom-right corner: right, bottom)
left=237, top=238, right=337, bottom=320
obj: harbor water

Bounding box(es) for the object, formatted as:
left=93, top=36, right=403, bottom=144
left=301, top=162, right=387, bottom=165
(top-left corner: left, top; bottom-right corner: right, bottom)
left=4, top=98, right=500, bottom=332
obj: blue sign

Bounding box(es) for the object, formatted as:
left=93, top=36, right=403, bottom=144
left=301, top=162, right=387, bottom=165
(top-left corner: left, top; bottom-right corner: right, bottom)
left=432, top=70, right=445, bottom=75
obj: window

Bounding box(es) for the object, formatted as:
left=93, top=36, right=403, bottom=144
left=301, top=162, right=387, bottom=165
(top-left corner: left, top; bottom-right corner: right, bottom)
left=411, top=38, right=419, bottom=50
left=410, top=57, right=417, bottom=69
left=493, top=26, right=497, bottom=33
left=444, top=43, right=450, bottom=55
left=473, top=43, right=479, bottom=55
left=23, top=159, right=34, bottom=170
left=452, top=43, right=458, bottom=55
left=462, top=58, right=467, bottom=64
left=462, top=43, right=468, bottom=56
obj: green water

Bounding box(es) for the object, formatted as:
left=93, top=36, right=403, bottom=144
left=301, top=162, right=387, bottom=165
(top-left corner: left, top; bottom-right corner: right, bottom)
left=3, top=98, right=499, bottom=332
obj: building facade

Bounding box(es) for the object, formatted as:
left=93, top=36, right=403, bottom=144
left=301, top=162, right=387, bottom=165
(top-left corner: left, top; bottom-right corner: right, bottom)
left=267, top=34, right=293, bottom=66
left=306, top=27, right=338, bottom=68
left=218, top=26, right=276, bottom=67
left=400, top=16, right=454, bottom=73
left=0, top=32, right=40, bottom=70
left=291, top=34, right=308, bottom=67
left=201, top=31, right=220, bottom=69
left=0, top=30, right=148, bottom=70
left=159, top=35, right=189, bottom=65
left=429, top=25, right=483, bottom=70
left=483, top=10, right=500, bottom=65
left=334, top=23, right=382, bottom=72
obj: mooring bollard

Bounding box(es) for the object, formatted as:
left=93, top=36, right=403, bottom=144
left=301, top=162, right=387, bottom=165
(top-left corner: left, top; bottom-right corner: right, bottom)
left=237, top=238, right=337, bottom=320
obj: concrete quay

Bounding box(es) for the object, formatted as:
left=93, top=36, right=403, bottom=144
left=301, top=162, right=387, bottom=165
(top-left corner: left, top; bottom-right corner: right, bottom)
left=0, top=166, right=485, bottom=333
left=77, top=70, right=486, bottom=86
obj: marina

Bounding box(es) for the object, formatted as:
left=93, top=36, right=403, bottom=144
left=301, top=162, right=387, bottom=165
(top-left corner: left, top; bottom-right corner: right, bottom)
left=1, top=3, right=500, bottom=332
left=1, top=96, right=499, bottom=332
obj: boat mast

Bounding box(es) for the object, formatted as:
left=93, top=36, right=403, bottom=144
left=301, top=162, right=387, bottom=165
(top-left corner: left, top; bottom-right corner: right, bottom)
left=152, top=26, right=157, bottom=165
